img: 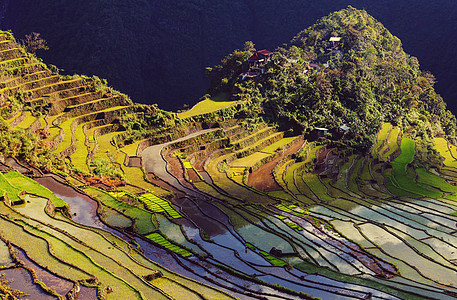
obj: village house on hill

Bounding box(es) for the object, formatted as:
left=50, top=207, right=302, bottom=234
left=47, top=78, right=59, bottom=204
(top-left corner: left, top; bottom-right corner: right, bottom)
left=329, top=36, right=341, bottom=49
left=241, top=49, right=273, bottom=80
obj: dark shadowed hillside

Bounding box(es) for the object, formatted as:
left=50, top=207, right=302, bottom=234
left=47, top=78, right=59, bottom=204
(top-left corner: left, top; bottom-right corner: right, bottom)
left=1, top=0, right=456, bottom=112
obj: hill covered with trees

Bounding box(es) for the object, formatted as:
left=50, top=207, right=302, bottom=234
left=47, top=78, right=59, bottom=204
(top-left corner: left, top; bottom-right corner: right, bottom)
left=1, top=0, right=456, bottom=112
left=207, top=7, right=455, bottom=163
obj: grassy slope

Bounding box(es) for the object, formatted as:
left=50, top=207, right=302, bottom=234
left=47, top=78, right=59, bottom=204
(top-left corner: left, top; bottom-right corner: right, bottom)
left=177, top=93, right=237, bottom=119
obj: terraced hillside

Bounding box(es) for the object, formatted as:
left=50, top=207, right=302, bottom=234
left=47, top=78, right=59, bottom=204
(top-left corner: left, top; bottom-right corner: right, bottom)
left=2, top=10, right=457, bottom=300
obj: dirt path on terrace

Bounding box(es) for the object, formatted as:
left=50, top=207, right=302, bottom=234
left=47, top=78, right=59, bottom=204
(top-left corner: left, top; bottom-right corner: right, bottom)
left=248, top=138, right=305, bottom=191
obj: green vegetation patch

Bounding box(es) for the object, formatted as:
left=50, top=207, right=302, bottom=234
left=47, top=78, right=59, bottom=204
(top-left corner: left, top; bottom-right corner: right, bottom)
left=276, top=204, right=294, bottom=213
left=145, top=233, right=192, bottom=257
left=70, top=123, right=89, bottom=172
left=388, top=139, right=442, bottom=198
left=394, top=138, right=415, bottom=164
left=416, top=168, right=457, bottom=193
left=183, top=161, right=193, bottom=169
left=0, top=172, right=23, bottom=204
left=302, top=173, right=333, bottom=202
left=259, top=250, right=287, bottom=267
left=15, top=111, right=37, bottom=129
left=120, top=139, right=145, bottom=157
left=380, top=127, right=400, bottom=161
left=230, top=152, right=269, bottom=168
left=119, top=159, right=170, bottom=197
left=4, top=171, right=67, bottom=208
left=138, top=193, right=182, bottom=219
left=372, top=123, right=390, bottom=156
left=434, top=138, right=457, bottom=168
left=0, top=240, right=13, bottom=267
left=53, top=118, right=74, bottom=154
left=284, top=219, right=303, bottom=231
left=85, top=187, right=157, bottom=234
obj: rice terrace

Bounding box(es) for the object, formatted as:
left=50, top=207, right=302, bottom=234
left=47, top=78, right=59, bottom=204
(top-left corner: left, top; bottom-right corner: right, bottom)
left=1, top=6, right=457, bottom=300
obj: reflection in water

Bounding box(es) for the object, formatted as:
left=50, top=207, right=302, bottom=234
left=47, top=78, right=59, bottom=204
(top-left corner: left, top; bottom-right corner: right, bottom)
left=35, top=176, right=129, bottom=239
left=1, top=268, right=56, bottom=300
left=15, top=247, right=74, bottom=297
left=174, top=197, right=227, bottom=236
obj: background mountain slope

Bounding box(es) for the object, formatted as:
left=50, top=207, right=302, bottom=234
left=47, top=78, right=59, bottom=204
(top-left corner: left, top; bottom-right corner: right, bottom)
left=1, top=0, right=456, bottom=113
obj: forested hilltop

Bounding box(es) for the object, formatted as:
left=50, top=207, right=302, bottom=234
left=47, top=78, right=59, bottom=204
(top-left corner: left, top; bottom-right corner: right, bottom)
left=207, top=7, right=456, bottom=164
left=2, top=0, right=456, bottom=111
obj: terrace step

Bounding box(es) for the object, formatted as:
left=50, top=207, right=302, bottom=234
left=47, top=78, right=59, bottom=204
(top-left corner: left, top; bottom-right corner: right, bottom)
left=86, top=122, right=112, bottom=156
left=66, top=121, right=93, bottom=171
left=0, top=33, right=12, bottom=42
left=0, top=58, right=29, bottom=71
left=8, top=111, right=26, bottom=128
left=0, top=40, right=14, bottom=51
left=49, top=106, right=129, bottom=151
left=371, top=122, right=390, bottom=157
left=2, top=75, right=60, bottom=97
left=379, top=126, right=401, bottom=161
left=28, top=85, right=94, bottom=108
left=47, top=90, right=102, bottom=115
left=14, top=111, right=39, bottom=130
left=227, top=123, right=268, bottom=144
left=223, top=124, right=244, bottom=137
left=63, top=95, right=126, bottom=117
left=25, top=77, right=85, bottom=101
left=229, top=132, right=284, bottom=172
left=231, top=125, right=275, bottom=150
left=0, top=63, right=45, bottom=84
left=235, top=131, right=283, bottom=158
left=0, top=70, right=51, bottom=90
left=0, top=48, right=24, bottom=62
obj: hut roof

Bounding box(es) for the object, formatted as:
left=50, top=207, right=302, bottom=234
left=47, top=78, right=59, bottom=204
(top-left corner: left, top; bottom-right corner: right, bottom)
left=339, top=125, right=350, bottom=131
left=257, top=49, right=273, bottom=56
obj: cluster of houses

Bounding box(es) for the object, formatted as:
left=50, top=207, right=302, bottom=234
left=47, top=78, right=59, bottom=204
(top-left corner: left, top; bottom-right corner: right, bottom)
left=241, top=36, right=342, bottom=80
left=240, top=37, right=350, bottom=139
left=240, top=49, right=273, bottom=80
left=312, top=124, right=350, bottom=140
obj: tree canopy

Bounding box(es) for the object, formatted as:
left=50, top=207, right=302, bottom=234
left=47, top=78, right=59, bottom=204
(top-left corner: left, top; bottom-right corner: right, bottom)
left=207, top=6, right=456, bottom=156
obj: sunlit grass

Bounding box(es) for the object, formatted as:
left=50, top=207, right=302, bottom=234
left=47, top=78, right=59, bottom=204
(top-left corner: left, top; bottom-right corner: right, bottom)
left=15, top=111, right=37, bottom=129
left=177, top=93, right=236, bottom=119
left=380, top=126, right=400, bottom=161
left=434, top=137, right=457, bottom=168
left=70, top=122, right=89, bottom=172
left=261, top=136, right=299, bottom=154
left=4, top=170, right=67, bottom=208
left=372, top=122, right=390, bottom=157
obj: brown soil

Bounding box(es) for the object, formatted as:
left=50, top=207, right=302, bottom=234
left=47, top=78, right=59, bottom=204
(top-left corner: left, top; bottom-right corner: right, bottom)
left=81, top=174, right=125, bottom=187
left=315, top=148, right=339, bottom=177
left=248, top=139, right=305, bottom=191
left=187, top=168, right=202, bottom=183
left=192, top=154, right=207, bottom=171
left=315, top=146, right=331, bottom=165
left=164, top=151, right=194, bottom=189
left=127, top=156, right=142, bottom=167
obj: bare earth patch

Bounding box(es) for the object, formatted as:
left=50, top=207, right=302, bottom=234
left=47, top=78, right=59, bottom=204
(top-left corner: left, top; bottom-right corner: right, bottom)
left=248, top=139, right=304, bottom=191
